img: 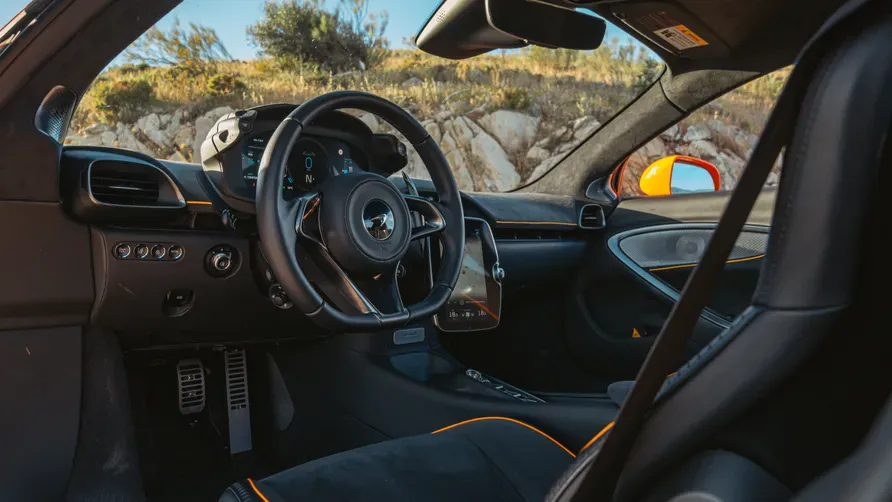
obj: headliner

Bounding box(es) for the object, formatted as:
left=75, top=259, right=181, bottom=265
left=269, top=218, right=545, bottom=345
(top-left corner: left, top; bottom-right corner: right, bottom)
left=569, top=0, right=848, bottom=74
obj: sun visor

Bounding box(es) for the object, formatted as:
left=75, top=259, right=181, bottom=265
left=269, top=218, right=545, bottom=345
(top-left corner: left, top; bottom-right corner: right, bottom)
left=416, top=0, right=606, bottom=60
left=609, top=2, right=730, bottom=59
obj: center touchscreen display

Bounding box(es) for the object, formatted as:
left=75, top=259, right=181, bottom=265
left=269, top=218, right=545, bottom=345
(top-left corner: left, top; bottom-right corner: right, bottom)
left=435, top=221, right=502, bottom=331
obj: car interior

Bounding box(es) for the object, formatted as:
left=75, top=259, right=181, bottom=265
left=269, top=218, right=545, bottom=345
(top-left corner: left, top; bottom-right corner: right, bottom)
left=2, top=0, right=891, bottom=500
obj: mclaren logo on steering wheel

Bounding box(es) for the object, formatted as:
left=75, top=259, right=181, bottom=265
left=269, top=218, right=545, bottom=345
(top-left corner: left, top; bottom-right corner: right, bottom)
left=362, top=200, right=395, bottom=241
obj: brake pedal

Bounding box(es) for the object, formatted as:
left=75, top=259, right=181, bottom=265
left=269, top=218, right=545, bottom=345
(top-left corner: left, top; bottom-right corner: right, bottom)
left=225, top=348, right=252, bottom=454
left=176, top=358, right=206, bottom=414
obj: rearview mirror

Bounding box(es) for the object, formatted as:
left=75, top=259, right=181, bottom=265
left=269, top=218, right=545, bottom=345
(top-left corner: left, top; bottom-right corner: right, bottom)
left=485, top=0, right=606, bottom=50
left=639, top=155, right=721, bottom=196
left=416, top=0, right=605, bottom=60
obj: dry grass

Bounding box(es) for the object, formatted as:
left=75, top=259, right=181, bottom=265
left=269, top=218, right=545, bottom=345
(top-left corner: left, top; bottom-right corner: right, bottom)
left=71, top=47, right=663, bottom=132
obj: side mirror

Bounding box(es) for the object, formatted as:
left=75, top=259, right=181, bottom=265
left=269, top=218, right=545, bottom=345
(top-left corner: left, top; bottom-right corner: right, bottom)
left=639, top=155, right=721, bottom=196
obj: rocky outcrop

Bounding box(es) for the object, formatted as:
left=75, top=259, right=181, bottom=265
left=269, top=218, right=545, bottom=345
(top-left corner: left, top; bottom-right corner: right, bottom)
left=66, top=105, right=769, bottom=195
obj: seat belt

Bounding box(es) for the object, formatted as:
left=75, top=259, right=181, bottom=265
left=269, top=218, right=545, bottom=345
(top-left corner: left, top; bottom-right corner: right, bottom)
left=557, top=1, right=875, bottom=500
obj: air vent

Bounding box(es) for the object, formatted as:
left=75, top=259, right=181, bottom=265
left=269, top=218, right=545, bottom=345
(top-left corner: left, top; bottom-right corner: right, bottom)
left=579, top=204, right=606, bottom=230
left=87, top=159, right=184, bottom=208
left=225, top=350, right=248, bottom=411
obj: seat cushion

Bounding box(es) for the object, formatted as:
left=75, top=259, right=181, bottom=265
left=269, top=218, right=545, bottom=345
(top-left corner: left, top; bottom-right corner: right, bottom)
left=221, top=418, right=576, bottom=502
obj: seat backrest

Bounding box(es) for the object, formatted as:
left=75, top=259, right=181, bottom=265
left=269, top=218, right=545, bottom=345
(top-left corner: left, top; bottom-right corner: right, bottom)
left=606, top=4, right=892, bottom=500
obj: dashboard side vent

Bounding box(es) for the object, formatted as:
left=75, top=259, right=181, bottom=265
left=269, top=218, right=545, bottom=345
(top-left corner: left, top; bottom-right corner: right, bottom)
left=578, top=204, right=606, bottom=230
left=87, top=159, right=183, bottom=207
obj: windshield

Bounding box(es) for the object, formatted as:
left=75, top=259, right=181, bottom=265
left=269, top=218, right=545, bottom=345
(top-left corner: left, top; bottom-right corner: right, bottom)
left=64, top=0, right=663, bottom=193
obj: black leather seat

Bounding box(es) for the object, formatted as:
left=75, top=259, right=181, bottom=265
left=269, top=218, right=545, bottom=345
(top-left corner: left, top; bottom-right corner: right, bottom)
left=221, top=2, right=892, bottom=501
left=221, top=418, right=576, bottom=502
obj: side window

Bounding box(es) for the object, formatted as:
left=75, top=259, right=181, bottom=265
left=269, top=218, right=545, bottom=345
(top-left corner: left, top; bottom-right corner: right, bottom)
left=619, top=69, right=789, bottom=198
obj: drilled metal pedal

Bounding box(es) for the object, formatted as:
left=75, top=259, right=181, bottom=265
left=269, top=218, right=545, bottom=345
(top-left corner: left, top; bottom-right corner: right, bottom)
left=176, top=358, right=206, bottom=415
left=225, top=348, right=252, bottom=454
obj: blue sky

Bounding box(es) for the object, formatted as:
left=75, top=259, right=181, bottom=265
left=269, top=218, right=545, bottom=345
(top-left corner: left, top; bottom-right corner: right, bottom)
left=3, top=0, right=636, bottom=61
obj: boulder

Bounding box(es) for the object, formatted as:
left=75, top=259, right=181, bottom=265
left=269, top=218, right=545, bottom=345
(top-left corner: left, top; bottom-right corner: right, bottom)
left=469, top=130, right=521, bottom=192
left=660, top=124, right=681, bottom=142
left=441, top=133, right=474, bottom=190
left=640, top=137, right=667, bottom=159
left=84, top=123, right=110, bottom=136
left=685, top=139, right=720, bottom=160
left=115, top=123, right=155, bottom=157
left=444, top=117, right=474, bottom=148
left=137, top=113, right=169, bottom=145
left=529, top=155, right=563, bottom=182
left=526, top=145, right=551, bottom=163
left=357, top=112, right=379, bottom=133
left=422, top=121, right=441, bottom=143
left=193, top=116, right=217, bottom=161
left=173, top=125, right=195, bottom=155
left=554, top=141, right=577, bottom=155
left=683, top=123, right=712, bottom=142
left=766, top=171, right=780, bottom=186
left=572, top=116, right=601, bottom=141
left=435, top=110, right=454, bottom=122
left=717, top=151, right=745, bottom=189
left=707, top=119, right=728, bottom=137
left=203, top=106, right=234, bottom=121
left=478, top=110, right=540, bottom=153
left=100, top=130, right=118, bottom=147
left=534, top=126, right=570, bottom=150
left=401, top=77, right=423, bottom=88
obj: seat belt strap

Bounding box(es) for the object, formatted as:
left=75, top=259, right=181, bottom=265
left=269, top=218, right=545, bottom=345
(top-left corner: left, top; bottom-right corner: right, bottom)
left=558, top=1, right=875, bottom=499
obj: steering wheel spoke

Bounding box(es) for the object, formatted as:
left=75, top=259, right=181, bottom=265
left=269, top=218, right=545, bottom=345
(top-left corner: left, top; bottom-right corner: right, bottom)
left=404, top=195, right=446, bottom=241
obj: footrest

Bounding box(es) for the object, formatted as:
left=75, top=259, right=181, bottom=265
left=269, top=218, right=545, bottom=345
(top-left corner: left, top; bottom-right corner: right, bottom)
left=225, top=348, right=252, bottom=454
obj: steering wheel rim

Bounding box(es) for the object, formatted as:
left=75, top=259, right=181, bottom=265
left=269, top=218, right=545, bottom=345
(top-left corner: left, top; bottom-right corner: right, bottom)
left=256, top=91, right=465, bottom=331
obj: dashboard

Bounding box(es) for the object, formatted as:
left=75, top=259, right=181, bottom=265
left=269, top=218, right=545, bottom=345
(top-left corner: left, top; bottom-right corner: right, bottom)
left=55, top=102, right=593, bottom=346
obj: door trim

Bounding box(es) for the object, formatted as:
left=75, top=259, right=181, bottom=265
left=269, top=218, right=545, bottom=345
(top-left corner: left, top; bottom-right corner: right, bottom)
left=607, top=223, right=771, bottom=328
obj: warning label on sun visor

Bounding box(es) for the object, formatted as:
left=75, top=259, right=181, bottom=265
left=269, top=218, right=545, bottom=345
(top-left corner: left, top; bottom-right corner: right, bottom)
left=653, top=25, right=709, bottom=50
left=636, top=12, right=709, bottom=51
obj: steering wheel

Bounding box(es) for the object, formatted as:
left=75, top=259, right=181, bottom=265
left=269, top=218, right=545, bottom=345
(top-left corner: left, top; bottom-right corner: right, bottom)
left=256, top=91, right=465, bottom=331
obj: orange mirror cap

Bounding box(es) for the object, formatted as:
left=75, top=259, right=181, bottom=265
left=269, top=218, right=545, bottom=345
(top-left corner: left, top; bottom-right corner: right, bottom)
left=672, top=155, right=722, bottom=191
left=639, top=155, right=677, bottom=196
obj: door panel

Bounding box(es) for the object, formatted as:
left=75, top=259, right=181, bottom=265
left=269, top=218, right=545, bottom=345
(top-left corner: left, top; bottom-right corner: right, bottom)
left=564, top=189, right=775, bottom=381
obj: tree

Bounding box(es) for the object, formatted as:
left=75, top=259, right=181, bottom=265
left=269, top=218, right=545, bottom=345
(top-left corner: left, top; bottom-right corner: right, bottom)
left=125, top=19, right=231, bottom=73
left=247, top=0, right=389, bottom=73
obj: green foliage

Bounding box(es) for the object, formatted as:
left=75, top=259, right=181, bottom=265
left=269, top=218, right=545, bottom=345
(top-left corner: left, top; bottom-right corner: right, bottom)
left=247, top=0, right=389, bottom=73
left=206, top=73, right=246, bottom=96
left=90, top=78, right=154, bottom=124
left=125, top=19, right=231, bottom=74
left=492, top=87, right=532, bottom=111
left=524, top=46, right=579, bottom=70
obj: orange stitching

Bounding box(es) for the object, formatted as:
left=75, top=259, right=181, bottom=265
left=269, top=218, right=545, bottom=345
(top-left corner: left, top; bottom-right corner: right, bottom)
left=579, top=421, right=615, bottom=453
left=247, top=478, right=271, bottom=502
left=432, top=416, right=576, bottom=458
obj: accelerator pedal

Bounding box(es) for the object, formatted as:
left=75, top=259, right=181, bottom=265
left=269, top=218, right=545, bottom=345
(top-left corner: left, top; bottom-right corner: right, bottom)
left=225, top=348, right=252, bottom=454
left=176, top=358, right=206, bottom=414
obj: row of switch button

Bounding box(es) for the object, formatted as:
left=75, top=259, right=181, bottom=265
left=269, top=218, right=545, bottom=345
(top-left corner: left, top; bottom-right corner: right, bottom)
left=113, top=242, right=184, bottom=261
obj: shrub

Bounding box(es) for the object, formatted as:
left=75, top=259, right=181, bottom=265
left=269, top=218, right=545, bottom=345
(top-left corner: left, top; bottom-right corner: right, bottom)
left=125, top=19, right=231, bottom=75
left=492, top=87, right=532, bottom=111
left=207, top=73, right=246, bottom=96
left=91, top=78, right=154, bottom=124
left=247, top=0, right=389, bottom=73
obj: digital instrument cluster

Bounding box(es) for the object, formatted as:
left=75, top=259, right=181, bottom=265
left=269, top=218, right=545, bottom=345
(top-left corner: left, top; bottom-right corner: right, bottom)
left=241, top=131, right=364, bottom=193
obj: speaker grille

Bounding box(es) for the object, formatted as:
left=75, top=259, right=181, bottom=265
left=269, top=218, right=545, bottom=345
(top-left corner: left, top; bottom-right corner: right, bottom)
left=619, top=229, right=768, bottom=269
